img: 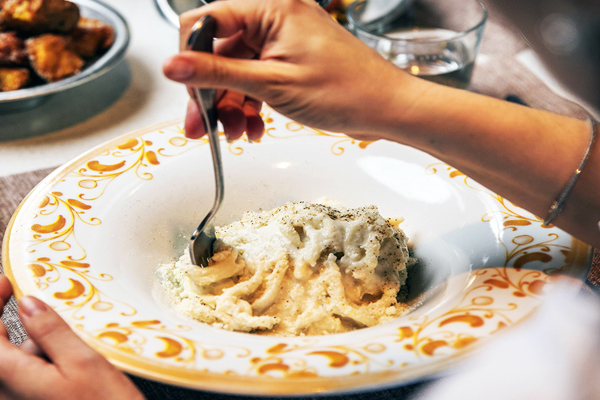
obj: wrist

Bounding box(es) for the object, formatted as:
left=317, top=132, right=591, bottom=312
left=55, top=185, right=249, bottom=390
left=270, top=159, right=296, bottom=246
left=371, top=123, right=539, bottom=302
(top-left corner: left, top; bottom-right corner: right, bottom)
left=373, top=72, right=445, bottom=146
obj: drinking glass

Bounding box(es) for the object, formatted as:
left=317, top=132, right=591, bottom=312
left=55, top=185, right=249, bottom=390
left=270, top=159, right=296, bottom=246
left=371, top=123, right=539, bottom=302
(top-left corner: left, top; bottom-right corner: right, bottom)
left=347, top=0, right=487, bottom=89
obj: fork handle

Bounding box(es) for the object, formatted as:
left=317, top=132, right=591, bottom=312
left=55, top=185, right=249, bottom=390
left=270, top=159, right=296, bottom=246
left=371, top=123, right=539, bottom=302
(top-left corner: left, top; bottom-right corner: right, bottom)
left=187, top=15, right=224, bottom=267
left=190, top=15, right=224, bottom=219
left=195, top=86, right=224, bottom=212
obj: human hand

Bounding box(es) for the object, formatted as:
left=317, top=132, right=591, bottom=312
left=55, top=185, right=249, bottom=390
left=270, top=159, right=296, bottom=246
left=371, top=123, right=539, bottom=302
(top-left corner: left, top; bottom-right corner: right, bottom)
left=163, top=0, right=429, bottom=142
left=0, top=275, right=144, bottom=400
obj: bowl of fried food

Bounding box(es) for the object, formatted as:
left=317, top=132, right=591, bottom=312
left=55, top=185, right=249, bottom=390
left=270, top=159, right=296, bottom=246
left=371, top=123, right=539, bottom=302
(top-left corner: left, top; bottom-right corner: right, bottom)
left=0, top=0, right=129, bottom=113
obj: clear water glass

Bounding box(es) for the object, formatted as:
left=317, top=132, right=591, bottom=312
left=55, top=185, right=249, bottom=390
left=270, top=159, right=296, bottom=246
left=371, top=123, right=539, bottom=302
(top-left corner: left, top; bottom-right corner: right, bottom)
left=347, top=0, right=487, bottom=89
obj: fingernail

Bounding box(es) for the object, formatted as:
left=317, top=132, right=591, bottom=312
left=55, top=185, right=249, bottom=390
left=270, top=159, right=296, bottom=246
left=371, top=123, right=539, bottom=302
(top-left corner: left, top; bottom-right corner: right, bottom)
left=19, top=296, right=47, bottom=317
left=166, top=57, right=194, bottom=80
left=223, top=128, right=234, bottom=144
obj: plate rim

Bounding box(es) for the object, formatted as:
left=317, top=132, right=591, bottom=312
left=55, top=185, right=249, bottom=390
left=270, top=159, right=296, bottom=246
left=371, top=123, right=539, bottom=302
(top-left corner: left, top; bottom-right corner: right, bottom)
left=2, top=117, right=594, bottom=395
left=3, top=117, right=184, bottom=300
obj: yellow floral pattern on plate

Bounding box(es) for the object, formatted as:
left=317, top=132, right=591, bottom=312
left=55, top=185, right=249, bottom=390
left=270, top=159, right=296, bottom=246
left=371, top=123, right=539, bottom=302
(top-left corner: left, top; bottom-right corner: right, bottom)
left=3, top=107, right=591, bottom=395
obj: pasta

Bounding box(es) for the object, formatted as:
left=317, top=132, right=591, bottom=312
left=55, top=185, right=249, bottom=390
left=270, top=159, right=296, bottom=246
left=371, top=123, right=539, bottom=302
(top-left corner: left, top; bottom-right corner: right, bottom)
left=158, top=202, right=412, bottom=336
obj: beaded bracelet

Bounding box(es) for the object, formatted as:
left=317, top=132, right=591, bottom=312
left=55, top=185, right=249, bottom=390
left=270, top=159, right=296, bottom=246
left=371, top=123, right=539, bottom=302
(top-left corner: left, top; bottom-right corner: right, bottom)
left=543, top=118, right=597, bottom=226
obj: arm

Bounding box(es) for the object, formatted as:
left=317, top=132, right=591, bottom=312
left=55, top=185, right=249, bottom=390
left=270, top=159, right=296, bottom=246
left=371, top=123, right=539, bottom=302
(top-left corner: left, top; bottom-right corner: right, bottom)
left=398, top=84, right=598, bottom=246
left=163, top=0, right=600, bottom=247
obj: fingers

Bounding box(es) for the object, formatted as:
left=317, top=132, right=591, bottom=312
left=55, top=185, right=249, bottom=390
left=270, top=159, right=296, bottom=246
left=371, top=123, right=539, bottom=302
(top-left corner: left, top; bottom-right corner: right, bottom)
left=19, top=338, right=44, bottom=357
left=185, top=94, right=265, bottom=142
left=164, top=51, right=282, bottom=98
left=0, top=277, right=45, bottom=393
left=243, top=98, right=265, bottom=142
left=0, top=331, right=51, bottom=393
left=179, top=0, right=323, bottom=46
left=18, top=296, right=100, bottom=366
left=218, top=90, right=247, bottom=141
left=0, top=277, right=44, bottom=356
left=0, top=318, right=6, bottom=342
left=178, top=0, right=264, bottom=51
left=0, top=275, right=12, bottom=311
left=185, top=99, right=205, bottom=139
left=213, top=30, right=260, bottom=60
left=0, top=275, right=13, bottom=340
left=170, top=0, right=332, bottom=95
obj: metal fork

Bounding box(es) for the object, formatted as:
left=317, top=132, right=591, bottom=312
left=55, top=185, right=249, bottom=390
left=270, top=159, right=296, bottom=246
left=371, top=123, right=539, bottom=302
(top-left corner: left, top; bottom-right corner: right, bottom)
left=187, top=15, right=223, bottom=267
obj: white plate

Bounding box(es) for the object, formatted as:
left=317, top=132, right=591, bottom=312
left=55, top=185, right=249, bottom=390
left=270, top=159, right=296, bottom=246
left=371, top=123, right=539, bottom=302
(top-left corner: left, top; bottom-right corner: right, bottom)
left=3, top=107, right=591, bottom=395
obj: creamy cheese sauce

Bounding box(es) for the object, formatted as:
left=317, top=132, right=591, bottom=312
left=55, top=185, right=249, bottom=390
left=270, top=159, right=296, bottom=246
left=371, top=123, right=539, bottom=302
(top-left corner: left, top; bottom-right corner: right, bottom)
left=158, top=202, right=412, bottom=336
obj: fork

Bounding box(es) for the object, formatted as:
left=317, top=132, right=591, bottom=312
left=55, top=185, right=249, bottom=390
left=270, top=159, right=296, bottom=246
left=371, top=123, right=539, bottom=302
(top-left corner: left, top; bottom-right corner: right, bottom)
left=187, top=15, right=223, bottom=267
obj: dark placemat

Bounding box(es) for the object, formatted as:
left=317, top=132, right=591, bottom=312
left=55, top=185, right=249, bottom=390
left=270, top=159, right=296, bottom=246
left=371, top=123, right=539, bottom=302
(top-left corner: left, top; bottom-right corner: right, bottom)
left=0, top=167, right=56, bottom=345
left=471, top=2, right=590, bottom=119
left=127, top=375, right=433, bottom=400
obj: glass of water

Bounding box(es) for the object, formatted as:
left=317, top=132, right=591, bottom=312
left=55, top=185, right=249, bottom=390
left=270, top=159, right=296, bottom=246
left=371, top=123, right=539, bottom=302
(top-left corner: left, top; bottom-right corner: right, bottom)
left=347, top=0, right=487, bottom=89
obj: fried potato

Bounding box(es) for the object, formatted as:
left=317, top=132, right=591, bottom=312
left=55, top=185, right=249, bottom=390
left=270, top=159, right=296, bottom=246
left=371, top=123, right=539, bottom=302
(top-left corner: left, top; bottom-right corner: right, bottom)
left=26, top=33, right=82, bottom=82
left=0, top=0, right=117, bottom=91
left=0, top=31, right=27, bottom=65
left=71, top=17, right=114, bottom=58
left=0, top=0, right=80, bottom=34
left=0, top=66, right=29, bottom=91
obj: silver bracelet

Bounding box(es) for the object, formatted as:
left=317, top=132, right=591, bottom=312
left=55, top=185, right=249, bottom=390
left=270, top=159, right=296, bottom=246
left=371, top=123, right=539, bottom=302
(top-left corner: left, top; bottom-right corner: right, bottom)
left=543, top=118, right=597, bottom=226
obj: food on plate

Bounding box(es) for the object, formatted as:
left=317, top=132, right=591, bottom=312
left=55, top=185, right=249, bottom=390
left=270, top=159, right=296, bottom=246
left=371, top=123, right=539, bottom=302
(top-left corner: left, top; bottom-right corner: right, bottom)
left=0, top=66, right=29, bottom=90
left=0, top=31, right=27, bottom=65
left=26, top=34, right=82, bottom=81
left=0, top=0, right=115, bottom=91
left=0, top=0, right=79, bottom=34
left=159, top=202, right=413, bottom=336
left=71, top=17, right=114, bottom=58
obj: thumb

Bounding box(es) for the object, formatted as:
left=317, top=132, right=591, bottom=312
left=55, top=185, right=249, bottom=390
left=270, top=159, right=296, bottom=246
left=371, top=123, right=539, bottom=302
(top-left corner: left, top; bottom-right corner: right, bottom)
left=163, top=51, right=285, bottom=101
left=19, top=296, right=100, bottom=365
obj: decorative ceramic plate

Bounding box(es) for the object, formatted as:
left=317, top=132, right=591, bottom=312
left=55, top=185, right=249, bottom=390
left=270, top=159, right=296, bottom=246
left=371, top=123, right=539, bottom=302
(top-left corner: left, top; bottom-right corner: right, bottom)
left=3, top=107, right=592, bottom=395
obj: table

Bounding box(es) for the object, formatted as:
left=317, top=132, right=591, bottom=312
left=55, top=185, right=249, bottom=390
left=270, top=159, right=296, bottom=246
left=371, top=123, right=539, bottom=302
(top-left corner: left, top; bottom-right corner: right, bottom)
left=0, top=1, right=599, bottom=399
